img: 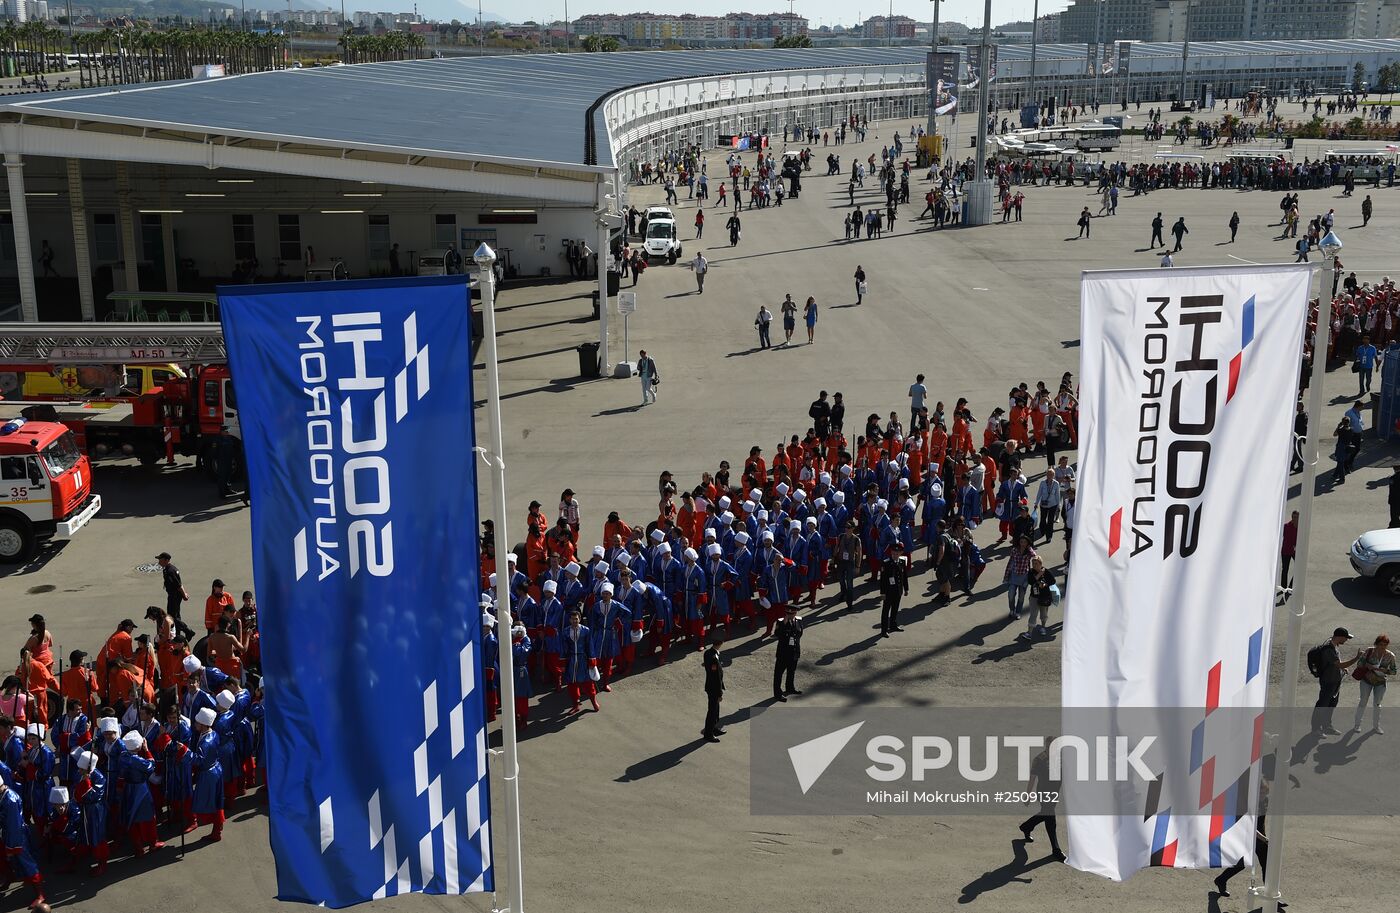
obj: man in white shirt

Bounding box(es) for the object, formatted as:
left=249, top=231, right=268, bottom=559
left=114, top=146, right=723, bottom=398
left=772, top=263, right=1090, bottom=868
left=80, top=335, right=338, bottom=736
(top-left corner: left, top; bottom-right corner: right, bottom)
left=755, top=304, right=773, bottom=349
left=692, top=252, right=708, bottom=295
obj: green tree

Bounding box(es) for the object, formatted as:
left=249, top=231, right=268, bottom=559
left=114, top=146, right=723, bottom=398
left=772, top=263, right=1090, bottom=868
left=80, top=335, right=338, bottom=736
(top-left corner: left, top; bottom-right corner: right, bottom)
left=1293, top=115, right=1328, bottom=139
left=773, top=34, right=812, bottom=48
left=1353, top=61, right=1366, bottom=92
left=1377, top=61, right=1398, bottom=93
left=581, top=34, right=619, bottom=52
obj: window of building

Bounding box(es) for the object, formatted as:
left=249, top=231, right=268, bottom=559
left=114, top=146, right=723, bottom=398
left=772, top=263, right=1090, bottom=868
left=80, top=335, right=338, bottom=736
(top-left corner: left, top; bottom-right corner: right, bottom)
left=278, top=214, right=301, bottom=262
left=367, top=214, right=391, bottom=261
left=233, top=214, right=256, bottom=261
left=433, top=213, right=457, bottom=248
left=141, top=213, right=163, bottom=262
left=93, top=213, right=119, bottom=263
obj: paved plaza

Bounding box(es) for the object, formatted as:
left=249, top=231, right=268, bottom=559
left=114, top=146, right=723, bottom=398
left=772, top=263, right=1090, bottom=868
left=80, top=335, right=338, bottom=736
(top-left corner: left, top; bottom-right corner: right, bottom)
left=3, top=116, right=1398, bottom=912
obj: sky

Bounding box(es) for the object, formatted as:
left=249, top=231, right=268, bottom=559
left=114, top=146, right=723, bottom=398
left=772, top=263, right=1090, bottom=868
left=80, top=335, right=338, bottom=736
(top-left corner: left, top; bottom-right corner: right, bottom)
left=444, top=0, right=1073, bottom=28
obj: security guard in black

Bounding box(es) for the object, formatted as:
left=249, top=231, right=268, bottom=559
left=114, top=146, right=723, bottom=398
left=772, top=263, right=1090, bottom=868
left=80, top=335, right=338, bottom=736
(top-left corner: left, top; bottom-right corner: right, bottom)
left=880, top=543, right=910, bottom=636
left=773, top=607, right=803, bottom=701
left=702, top=640, right=725, bottom=741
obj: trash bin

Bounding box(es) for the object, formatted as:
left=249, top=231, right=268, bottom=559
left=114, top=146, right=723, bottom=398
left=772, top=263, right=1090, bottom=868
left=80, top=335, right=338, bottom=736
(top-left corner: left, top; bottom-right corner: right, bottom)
left=577, top=341, right=600, bottom=378
left=591, top=291, right=601, bottom=320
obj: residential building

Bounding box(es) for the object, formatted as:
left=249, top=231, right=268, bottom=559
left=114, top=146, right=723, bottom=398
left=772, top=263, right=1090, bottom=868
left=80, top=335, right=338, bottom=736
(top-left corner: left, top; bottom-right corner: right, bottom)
left=862, top=14, right=916, bottom=39
left=1074, top=0, right=1368, bottom=43
left=1059, top=0, right=1156, bottom=42
left=1372, top=0, right=1400, bottom=37
left=1036, top=11, right=1061, bottom=41
left=724, top=11, right=806, bottom=39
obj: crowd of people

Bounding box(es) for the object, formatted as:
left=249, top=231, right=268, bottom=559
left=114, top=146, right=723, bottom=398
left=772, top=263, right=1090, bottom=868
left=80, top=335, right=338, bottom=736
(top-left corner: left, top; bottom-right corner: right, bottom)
left=0, top=569, right=263, bottom=909
left=476, top=372, right=1087, bottom=727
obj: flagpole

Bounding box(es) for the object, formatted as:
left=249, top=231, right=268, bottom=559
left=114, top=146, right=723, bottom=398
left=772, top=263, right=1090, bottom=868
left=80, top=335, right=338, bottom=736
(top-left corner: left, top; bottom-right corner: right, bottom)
left=475, top=244, right=526, bottom=913
left=1258, top=246, right=1335, bottom=913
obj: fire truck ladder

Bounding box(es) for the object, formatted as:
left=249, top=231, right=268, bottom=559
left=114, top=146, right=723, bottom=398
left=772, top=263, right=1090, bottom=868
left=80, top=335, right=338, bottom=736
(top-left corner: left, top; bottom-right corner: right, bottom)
left=0, top=323, right=227, bottom=366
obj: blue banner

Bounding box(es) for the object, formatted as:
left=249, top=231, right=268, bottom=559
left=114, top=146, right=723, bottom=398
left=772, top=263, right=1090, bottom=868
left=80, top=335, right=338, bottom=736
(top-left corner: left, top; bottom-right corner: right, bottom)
left=219, top=276, right=492, bottom=907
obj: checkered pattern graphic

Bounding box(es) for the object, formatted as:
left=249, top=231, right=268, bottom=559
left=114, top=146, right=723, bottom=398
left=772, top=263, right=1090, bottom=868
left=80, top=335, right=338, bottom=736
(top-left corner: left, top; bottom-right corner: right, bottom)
left=323, top=641, right=493, bottom=899
left=1145, top=627, right=1266, bottom=868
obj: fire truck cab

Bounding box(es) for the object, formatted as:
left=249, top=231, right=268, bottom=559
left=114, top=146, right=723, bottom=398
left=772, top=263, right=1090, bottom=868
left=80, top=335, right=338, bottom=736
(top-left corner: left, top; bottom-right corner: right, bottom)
left=0, top=416, right=101, bottom=562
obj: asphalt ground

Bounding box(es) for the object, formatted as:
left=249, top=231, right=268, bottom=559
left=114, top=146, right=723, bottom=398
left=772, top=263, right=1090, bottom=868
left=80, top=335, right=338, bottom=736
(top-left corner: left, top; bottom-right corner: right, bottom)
left=1, top=111, right=1397, bottom=912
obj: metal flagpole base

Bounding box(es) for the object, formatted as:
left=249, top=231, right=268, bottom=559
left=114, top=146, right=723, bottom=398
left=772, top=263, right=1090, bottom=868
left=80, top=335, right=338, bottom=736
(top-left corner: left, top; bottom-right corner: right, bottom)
left=962, top=179, right=994, bottom=226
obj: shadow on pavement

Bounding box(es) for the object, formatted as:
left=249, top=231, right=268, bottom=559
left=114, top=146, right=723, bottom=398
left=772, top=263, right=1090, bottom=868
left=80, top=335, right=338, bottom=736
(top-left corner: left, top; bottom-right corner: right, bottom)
left=958, top=837, right=1055, bottom=904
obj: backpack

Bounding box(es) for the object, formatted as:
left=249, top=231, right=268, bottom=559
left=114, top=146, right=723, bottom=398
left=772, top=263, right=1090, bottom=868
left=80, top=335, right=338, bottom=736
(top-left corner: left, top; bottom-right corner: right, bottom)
left=1306, top=642, right=1331, bottom=678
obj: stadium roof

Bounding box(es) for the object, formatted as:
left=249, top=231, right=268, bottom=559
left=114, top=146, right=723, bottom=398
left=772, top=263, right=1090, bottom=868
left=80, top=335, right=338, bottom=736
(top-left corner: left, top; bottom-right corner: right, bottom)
left=0, top=39, right=1395, bottom=177
left=0, top=48, right=929, bottom=171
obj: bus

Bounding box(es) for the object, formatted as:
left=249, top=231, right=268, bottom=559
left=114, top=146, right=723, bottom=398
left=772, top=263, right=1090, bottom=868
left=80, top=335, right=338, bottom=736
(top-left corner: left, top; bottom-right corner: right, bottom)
left=1074, top=123, right=1122, bottom=152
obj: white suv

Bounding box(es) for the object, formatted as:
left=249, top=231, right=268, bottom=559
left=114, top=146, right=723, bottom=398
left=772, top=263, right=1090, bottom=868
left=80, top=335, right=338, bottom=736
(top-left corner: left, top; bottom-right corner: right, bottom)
left=643, top=218, right=681, bottom=264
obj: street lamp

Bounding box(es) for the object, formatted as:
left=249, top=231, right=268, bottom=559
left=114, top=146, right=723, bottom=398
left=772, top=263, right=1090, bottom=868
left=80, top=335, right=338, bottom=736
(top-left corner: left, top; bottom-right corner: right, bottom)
left=472, top=239, right=526, bottom=913
left=1320, top=230, right=1342, bottom=261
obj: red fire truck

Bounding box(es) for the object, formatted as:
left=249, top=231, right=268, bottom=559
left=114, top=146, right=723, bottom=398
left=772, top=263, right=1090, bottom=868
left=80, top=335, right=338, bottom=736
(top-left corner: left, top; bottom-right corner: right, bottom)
left=0, top=324, right=236, bottom=467
left=0, top=416, right=101, bottom=562
left=0, top=363, right=237, bottom=466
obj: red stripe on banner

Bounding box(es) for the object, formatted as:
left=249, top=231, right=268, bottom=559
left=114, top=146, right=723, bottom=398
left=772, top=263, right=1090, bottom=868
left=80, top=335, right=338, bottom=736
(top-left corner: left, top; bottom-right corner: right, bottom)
left=1159, top=840, right=1178, bottom=867
left=1227, top=351, right=1242, bottom=401
left=1251, top=712, right=1265, bottom=763
left=1108, top=507, right=1123, bottom=556
left=1209, top=796, right=1226, bottom=840
left=1199, top=756, right=1215, bottom=810
left=1205, top=661, right=1222, bottom=714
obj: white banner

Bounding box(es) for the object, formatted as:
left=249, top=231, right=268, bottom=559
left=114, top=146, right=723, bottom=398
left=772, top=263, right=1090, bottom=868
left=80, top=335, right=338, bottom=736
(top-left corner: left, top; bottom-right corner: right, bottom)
left=1064, top=265, right=1314, bottom=881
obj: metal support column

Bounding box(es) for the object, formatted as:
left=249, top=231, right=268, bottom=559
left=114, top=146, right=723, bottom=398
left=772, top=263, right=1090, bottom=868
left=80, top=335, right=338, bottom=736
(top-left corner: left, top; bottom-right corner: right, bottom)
left=1029, top=0, right=1040, bottom=116
left=66, top=159, right=96, bottom=321
left=116, top=162, right=139, bottom=293
left=5, top=154, right=38, bottom=322
left=925, top=0, right=940, bottom=139
left=963, top=0, right=995, bottom=227
left=596, top=174, right=614, bottom=373
left=161, top=215, right=178, bottom=293
left=1180, top=2, right=1193, bottom=105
